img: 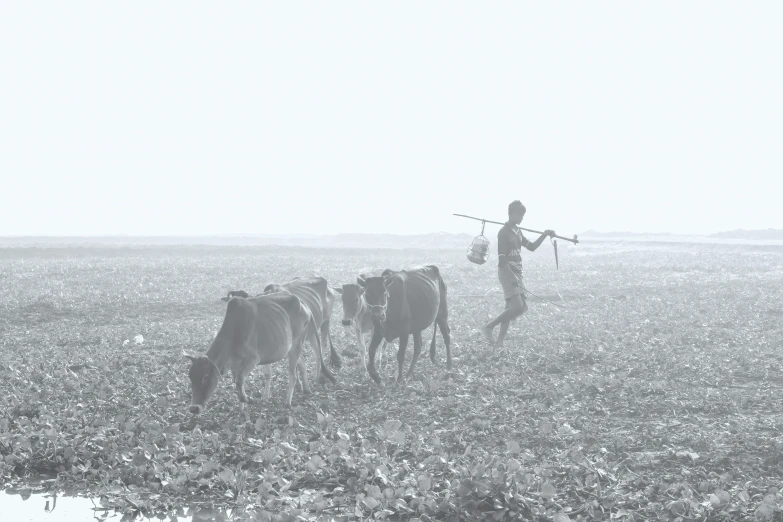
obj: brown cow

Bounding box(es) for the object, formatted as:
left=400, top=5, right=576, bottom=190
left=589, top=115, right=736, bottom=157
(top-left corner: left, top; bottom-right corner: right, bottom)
left=222, top=275, right=342, bottom=373
left=186, top=293, right=335, bottom=414
left=359, top=264, right=452, bottom=384
left=333, top=283, right=389, bottom=374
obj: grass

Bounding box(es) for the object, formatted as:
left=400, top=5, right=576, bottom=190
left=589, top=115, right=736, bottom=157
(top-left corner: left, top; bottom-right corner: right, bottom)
left=1, top=241, right=783, bottom=521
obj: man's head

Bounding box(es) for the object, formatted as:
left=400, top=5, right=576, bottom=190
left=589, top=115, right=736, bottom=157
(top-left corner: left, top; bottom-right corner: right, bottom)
left=508, top=200, right=526, bottom=225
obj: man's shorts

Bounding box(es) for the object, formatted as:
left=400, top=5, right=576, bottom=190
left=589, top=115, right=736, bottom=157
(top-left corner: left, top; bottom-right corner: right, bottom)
left=498, top=264, right=526, bottom=300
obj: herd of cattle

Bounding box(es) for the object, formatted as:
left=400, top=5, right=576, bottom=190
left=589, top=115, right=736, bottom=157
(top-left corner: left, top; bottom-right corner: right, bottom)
left=185, top=264, right=453, bottom=415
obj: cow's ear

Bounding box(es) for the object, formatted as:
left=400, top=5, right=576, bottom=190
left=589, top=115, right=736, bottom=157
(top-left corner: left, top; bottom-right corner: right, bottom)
left=184, top=354, right=197, bottom=363
left=221, top=296, right=230, bottom=302
left=357, top=274, right=367, bottom=287
left=332, top=286, right=343, bottom=295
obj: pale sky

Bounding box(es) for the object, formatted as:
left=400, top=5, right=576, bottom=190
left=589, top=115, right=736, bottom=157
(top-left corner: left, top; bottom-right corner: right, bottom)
left=1, top=2, right=780, bottom=237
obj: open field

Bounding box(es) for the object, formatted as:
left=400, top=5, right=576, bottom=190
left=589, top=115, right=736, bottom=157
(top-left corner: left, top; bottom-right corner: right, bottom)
left=2, top=240, right=783, bottom=521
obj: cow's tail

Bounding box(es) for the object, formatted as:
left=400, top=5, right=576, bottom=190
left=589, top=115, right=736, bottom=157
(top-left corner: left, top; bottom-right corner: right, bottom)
left=430, top=266, right=449, bottom=362
left=430, top=318, right=439, bottom=361
left=328, top=328, right=342, bottom=369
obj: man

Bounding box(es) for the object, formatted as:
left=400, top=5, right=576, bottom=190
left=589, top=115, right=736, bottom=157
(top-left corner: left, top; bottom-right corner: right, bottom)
left=482, top=200, right=554, bottom=347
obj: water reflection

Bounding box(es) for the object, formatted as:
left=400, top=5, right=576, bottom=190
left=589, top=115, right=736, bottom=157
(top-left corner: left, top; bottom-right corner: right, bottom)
left=1, top=487, right=236, bottom=522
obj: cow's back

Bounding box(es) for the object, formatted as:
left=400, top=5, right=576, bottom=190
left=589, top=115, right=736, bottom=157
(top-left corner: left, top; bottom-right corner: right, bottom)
left=247, top=295, right=305, bottom=364
left=379, top=266, right=440, bottom=338
left=402, top=267, right=441, bottom=332
left=208, top=296, right=298, bottom=366
left=281, top=276, right=329, bottom=327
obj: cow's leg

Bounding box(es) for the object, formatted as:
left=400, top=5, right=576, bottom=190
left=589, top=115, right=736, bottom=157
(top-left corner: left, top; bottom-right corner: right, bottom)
left=262, top=364, right=272, bottom=401
left=382, top=340, right=390, bottom=370
left=234, top=360, right=257, bottom=406
left=366, top=328, right=385, bottom=385
left=311, top=334, right=323, bottom=385
left=310, top=320, right=336, bottom=386
left=406, top=330, right=423, bottom=381
left=297, top=355, right=311, bottom=395
left=396, top=334, right=409, bottom=384
left=286, top=339, right=305, bottom=407
left=429, top=321, right=439, bottom=364
left=356, top=324, right=368, bottom=373
left=434, top=315, right=452, bottom=370
left=324, top=323, right=342, bottom=369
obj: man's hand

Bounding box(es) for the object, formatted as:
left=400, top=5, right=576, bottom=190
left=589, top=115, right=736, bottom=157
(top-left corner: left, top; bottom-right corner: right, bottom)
left=544, top=229, right=556, bottom=238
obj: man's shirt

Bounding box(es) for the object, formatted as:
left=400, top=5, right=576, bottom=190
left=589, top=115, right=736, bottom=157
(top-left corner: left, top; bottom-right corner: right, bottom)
left=498, top=222, right=529, bottom=273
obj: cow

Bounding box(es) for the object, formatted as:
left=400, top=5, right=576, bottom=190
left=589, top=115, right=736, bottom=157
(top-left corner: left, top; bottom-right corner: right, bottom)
left=185, top=293, right=336, bottom=414
left=358, top=264, right=452, bottom=385
left=221, top=275, right=342, bottom=375
left=332, top=282, right=390, bottom=374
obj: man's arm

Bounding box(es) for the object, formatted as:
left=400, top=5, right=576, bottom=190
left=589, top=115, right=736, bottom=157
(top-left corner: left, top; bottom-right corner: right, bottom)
left=525, top=230, right=555, bottom=252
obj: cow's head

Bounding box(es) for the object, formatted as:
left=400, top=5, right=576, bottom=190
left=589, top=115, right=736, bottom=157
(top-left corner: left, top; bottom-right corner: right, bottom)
left=263, top=283, right=285, bottom=295
left=185, top=355, right=220, bottom=415
left=333, top=283, right=364, bottom=326
left=221, top=290, right=250, bottom=302
left=358, top=275, right=390, bottom=322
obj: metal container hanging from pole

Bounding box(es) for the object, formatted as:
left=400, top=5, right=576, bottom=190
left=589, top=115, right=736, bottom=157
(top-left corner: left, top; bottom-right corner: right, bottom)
left=454, top=212, right=579, bottom=269
left=466, top=220, right=490, bottom=265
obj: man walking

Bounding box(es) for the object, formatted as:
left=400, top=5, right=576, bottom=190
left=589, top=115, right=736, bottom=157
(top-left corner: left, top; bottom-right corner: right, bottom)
left=482, top=200, right=554, bottom=347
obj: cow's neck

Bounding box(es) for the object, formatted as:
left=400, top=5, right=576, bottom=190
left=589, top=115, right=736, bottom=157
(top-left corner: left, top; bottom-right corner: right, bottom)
left=377, top=295, right=405, bottom=340
left=357, top=296, right=372, bottom=330
left=205, top=340, right=232, bottom=375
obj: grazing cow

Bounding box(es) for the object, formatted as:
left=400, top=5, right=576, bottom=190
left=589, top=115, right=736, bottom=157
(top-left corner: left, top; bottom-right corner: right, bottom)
left=333, top=283, right=389, bottom=373
left=359, top=264, right=452, bottom=384
left=186, top=293, right=336, bottom=414
left=222, top=276, right=342, bottom=373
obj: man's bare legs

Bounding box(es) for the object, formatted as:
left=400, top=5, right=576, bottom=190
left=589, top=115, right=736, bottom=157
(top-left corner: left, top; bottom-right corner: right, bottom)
left=482, top=293, right=527, bottom=347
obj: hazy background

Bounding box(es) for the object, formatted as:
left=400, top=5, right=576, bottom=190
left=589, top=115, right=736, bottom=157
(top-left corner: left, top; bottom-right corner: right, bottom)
left=1, top=2, right=780, bottom=238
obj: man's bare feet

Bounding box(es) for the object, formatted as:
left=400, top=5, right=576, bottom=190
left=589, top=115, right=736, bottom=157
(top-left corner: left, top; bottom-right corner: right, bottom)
left=482, top=325, right=494, bottom=345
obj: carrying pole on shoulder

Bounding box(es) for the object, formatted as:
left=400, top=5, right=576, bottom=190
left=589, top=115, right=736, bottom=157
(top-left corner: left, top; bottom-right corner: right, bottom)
left=452, top=213, right=579, bottom=244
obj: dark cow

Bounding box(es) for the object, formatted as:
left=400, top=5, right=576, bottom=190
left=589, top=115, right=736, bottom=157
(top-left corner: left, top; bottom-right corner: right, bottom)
left=186, top=293, right=335, bottom=414
left=333, top=283, right=389, bottom=374
left=359, top=264, right=452, bottom=384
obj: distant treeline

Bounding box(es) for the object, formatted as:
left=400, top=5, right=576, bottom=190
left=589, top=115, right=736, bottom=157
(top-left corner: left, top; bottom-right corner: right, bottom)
left=0, top=232, right=477, bottom=250
left=709, top=229, right=783, bottom=240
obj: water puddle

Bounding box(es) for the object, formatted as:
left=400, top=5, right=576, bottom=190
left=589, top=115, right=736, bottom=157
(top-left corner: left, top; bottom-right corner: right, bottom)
left=1, top=486, right=235, bottom=521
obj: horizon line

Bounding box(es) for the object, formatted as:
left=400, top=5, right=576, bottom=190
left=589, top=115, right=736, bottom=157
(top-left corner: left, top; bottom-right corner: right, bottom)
left=0, top=228, right=779, bottom=239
